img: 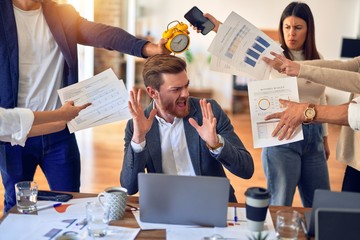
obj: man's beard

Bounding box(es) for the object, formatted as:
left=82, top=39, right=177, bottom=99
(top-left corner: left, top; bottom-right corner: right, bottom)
left=162, top=97, right=190, bottom=118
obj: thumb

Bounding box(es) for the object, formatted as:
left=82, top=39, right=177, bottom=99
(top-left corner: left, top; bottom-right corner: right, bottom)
left=148, top=109, right=157, bottom=121
left=159, top=38, right=168, bottom=45
left=188, top=118, right=200, bottom=131
left=279, top=99, right=290, bottom=107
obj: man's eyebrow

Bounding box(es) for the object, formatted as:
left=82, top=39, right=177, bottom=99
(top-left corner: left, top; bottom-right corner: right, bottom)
left=169, top=81, right=190, bottom=90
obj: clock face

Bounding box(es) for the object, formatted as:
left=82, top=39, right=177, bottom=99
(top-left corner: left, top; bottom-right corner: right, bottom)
left=170, top=34, right=189, bottom=53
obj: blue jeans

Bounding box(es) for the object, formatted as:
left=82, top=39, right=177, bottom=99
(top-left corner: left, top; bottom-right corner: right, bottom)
left=0, top=128, right=80, bottom=212
left=262, top=124, right=330, bottom=207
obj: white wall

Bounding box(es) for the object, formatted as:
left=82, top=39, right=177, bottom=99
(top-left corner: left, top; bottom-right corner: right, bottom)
left=136, top=0, right=359, bottom=110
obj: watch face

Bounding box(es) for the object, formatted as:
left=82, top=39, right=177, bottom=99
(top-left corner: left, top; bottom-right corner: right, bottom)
left=169, top=34, right=189, bottom=53
left=305, top=108, right=315, bottom=118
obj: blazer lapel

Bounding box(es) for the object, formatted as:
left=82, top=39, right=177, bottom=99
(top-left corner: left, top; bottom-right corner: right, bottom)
left=184, top=99, right=201, bottom=175
left=1, top=0, right=19, bottom=106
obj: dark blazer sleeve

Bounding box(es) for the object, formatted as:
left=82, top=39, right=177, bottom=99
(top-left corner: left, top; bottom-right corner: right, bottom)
left=210, top=99, right=254, bottom=179
left=44, top=1, right=148, bottom=58
left=120, top=119, right=148, bottom=195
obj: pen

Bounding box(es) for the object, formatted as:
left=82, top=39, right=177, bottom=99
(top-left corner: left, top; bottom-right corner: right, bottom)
left=300, top=218, right=310, bottom=240
left=234, top=206, right=238, bottom=222
left=37, top=203, right=62, bottom=211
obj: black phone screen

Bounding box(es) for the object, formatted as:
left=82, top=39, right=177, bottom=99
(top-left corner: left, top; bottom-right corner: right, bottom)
left=184, top=6, right=215, bottom=35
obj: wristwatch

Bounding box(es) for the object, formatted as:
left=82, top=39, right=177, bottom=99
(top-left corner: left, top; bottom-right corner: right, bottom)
left=304, top=103, right=316, bottom=123
left=206, top=135, right=224, bottom=151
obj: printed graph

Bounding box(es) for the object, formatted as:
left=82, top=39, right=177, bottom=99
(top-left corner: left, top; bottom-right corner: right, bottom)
left=244, top=36, right=271, bottom=67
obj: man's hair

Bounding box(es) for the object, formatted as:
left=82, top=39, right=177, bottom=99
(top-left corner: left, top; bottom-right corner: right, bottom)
left=278, top=1, right=320, bottom=61
left=142, top=54, right=187, bottom=91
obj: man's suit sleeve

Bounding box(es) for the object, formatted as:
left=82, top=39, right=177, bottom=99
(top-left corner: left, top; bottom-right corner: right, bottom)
left=120, top=120, right=147, bottom=195
left=210, top=100, right=254, bottom=179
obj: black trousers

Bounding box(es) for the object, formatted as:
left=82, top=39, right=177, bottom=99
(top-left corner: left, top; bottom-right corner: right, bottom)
left=342, top=165, right=360, bottom=192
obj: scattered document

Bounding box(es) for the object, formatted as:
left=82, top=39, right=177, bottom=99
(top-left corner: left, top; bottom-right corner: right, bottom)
left=57, top=68, right=131, bottom=133
left=0, top=213, right=140, bottom=240
left=247, top=77, right=303, bottom=148
left=132, top=207, right=275, bottom=240
left=208, top=11, right=283, bottom=80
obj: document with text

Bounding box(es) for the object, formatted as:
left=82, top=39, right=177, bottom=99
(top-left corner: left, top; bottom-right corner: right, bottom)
left=208, top=11, right=283, bottom=80
left=247, top=77, right=303, bottom=148
left=57, top=68, right=131, bottom=133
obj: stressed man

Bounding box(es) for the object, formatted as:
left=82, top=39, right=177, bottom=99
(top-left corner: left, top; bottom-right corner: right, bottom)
left=120, top=54, right=254, bottom=202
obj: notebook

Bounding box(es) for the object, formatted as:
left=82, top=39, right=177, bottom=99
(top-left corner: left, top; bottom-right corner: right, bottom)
left=315, top=208, right=360, bottom=240
left=304, top=189, right=360, bottom=237
left=138, top=173, right=230, bottom=227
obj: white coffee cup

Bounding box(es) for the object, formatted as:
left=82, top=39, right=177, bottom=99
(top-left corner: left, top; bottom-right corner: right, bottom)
left=97, top=187, right=127, bottom=221
left=245, top=187, right=271, bottom=232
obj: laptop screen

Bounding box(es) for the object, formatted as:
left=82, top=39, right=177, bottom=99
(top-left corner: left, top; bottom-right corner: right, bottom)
left=316, top=208, right=360, bottom=240
left=306, top=190, right=360, bottom=236
left=138, top=173, right=230, bottom=227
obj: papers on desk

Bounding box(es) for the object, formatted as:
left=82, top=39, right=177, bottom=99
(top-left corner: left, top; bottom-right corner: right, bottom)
left=57, top=68, right=131, bottom=133
left=247, top=77, right=303, bottom=148
left=132, top=207, right=276, bottom=240
left=208, top=11, right=283, bottom=80
left=0, top=197, right=140, bottom=240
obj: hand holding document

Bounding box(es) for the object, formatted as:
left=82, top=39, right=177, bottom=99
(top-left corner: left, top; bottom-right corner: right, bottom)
left=57, top=68, right=131, bottom=133
left=247, top=77, right=303, bottom=148
left=208, top=11, right=283, bottom=80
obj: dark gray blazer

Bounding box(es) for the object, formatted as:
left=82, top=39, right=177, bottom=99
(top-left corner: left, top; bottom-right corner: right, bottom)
left=120, top=97, right=254, bottom=202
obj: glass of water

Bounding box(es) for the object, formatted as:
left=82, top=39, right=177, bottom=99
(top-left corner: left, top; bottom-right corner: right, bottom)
left=15, top=181, right=38, bottom=213
left=86, top=201, right=110, bottom=238
left=276, top=209, right=300, bottom=240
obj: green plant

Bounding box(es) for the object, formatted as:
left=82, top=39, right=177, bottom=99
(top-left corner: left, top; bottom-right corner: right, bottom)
left=247, top=232, right=269, bottom=240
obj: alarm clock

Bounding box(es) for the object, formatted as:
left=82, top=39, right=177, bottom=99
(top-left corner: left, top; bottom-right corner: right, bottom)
left=162, top=21, right=190, bottom=54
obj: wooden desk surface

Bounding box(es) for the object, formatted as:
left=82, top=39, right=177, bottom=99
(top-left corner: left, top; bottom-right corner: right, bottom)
left=4, top=192, right=312, bottom=240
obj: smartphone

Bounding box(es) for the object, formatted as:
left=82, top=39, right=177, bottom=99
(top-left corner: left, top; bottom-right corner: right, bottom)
left=184, top=6, right=215, bottom=35
left=37, top=190, right=73, bottom=202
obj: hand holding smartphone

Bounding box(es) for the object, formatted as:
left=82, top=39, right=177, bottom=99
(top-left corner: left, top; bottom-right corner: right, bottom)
left=184, top=6, right=215, bottom=35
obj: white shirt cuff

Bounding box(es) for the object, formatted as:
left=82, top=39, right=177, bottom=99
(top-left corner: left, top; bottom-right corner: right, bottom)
left=348, top=97, right=360, bottom=131
left=11, top=108, right=34, bottom=146
left=209, top=134, right=224, bottom=154
left=131, top=140, right=146, bottom=153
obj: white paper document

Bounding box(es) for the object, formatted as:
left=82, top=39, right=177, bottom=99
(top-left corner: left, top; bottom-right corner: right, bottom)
left=167, top=207, right=276, bottom=240
left=247, top=77, right=304, bottom=148
left=57, top=68, right=131, bottom=133
left=208, top=11, right=283, bottom=80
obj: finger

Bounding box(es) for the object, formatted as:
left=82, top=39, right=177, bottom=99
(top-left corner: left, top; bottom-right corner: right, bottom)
left=285, top=127, right=295, bottom=140
left=148, top=109, right=157, bottom=122
left=262, top=56, right=271, bottom=64
left=80, top=103, right=92, bottom=110
left=200, top=99, right=208, bottom=119
left=188, top=118, right=200, bottom=131
left=265, top=112, right=281, bottom=120
left=271, top=122, right=283, bottom=137
left=159, top=38, right=168, bottom=45
left=278, top=99, right=290, bottom=108
left=136, top=88, right=142, bottom=103
left=206, top=102, right=214, bottom=119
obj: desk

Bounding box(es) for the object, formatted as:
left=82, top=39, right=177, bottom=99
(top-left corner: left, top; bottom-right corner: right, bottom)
left=4, top=192, right=311, bottom=240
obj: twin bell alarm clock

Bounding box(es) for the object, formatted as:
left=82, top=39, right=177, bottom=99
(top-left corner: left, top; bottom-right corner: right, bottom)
left=162, top=20, right=190, bottom=54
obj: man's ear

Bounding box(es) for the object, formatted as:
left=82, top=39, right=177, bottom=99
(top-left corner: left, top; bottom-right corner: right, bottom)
left=146, top=87, right=158, bottom=99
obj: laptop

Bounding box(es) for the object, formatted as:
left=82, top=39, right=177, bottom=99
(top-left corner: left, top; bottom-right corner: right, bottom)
left=138, top=173, right=230, bottom=227
left=315, top=208, right=360, bottom=240
left=304, top=189, right=360, bottom=237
